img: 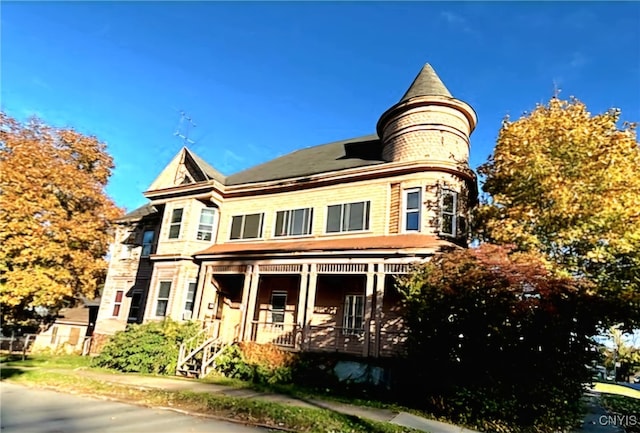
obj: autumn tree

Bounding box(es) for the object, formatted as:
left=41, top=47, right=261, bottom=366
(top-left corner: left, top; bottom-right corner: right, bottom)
left=397, top=244, right=603, bottom=431
left=475, top=96, right=640, bottom=326
left=0, top=112, right=122, bottom=324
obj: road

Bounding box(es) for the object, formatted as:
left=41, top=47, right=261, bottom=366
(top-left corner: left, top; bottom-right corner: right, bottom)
left=0, top=382, right=270, bottom=433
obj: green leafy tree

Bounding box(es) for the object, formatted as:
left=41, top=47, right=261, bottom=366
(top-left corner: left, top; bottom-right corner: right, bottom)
left=397, top=244, right=603, bottom=431
left=0, top=113, right=123, bottom=324
left=475, top=97, right=640, bottom=326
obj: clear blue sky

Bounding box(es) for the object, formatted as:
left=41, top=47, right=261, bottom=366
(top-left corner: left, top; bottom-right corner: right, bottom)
left=2, top=1, right=639, bottom=212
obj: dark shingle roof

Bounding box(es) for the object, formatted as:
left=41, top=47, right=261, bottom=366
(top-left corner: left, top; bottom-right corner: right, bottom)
left=399, top=63, right=452, bottom=102
left=115, top=203, right=158, bottom=223
left=225, top=134, right=384, bottom=185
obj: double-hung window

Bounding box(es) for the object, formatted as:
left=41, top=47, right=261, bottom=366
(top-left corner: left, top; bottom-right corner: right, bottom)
left=326, top=201, right=370, bottom=233
left=112, top=290, right=124, bottom=317
left=197, top=208, right=215, bottom=241
left=183, top=282, right=197, bottom=320
left=404, top=188, right=421, bottom=232
left=275, top=208, right=313, bottom=237
left=230, top=213, right=263, bottom=240
left=168, top=208, right=183, bottom=239
left=343, top=295, right=364, bottom=335
left=141, top=230, right=155, bottom=256
left=440, top=189, right=457, bottom=237
left=155, top=281, right=172, bottom=317
left=270, top=291, right=287, bottom=324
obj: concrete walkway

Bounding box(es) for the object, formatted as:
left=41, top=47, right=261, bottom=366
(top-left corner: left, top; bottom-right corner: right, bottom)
left=571, top=390, right=624, bottom=433
left=69, top=368, right=479, bottom=433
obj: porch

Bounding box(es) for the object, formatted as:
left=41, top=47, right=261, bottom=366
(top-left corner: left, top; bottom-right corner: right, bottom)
left=197, top=261, right=414, bottom=358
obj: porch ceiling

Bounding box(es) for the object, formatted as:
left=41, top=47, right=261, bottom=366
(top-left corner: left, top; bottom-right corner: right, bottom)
left=195, top=234, right=449, bottom=257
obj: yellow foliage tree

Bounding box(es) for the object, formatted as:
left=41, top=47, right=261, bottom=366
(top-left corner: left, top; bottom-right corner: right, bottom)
left=475, top=97, right=640, bottom=325
left=0, top=112, right=123, bottom=323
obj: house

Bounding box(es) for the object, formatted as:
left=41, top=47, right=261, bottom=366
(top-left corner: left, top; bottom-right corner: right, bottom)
left=33, top=298, right=100, bottom=355
left=92, top=63, right=478, bottom=368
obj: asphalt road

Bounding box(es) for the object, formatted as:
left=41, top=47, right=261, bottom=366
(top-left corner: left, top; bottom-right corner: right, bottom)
left=0, top=382, right=270, bottom=433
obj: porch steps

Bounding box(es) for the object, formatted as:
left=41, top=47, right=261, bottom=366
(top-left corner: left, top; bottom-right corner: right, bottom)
left=176, top=326, right=230, bottom=378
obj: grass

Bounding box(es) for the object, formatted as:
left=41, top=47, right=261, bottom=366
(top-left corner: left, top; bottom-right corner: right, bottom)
left=600, top=394, right=640, bottom=433
left=593, top=382, right=640, bottom=399
left=1, top=353, right=92, bottom=369
left=1, top=357, right=419, bottom=433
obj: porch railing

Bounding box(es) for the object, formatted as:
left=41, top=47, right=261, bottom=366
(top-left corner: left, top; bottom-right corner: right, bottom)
left=249, top=322, right=299, bottom=348
left=303, top=325, right=366, bottom=355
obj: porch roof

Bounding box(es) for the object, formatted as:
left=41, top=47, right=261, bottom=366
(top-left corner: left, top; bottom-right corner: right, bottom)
left=195, top=234, right=450, bottom=257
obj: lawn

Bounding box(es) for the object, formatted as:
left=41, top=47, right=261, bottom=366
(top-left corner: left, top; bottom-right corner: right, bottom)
left=1, top=355, right=419, bottom=433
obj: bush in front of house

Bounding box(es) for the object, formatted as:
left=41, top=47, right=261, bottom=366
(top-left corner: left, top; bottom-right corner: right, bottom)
left=397, top=244, right=606, bottom=432
left=214, top=342, right=294, bottom=385
left=92, top=319, right=199, bottom=375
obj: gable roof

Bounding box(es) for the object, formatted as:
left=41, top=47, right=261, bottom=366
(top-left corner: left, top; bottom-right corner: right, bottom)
left=399, top=63, right=452, bottom=102
left=147, top=147, right=226, bottom=192
left=226, top=134, right=384, bottom=185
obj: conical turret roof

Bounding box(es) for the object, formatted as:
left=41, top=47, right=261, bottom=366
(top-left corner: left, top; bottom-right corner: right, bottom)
left=399, top=63, right=452, bottom=101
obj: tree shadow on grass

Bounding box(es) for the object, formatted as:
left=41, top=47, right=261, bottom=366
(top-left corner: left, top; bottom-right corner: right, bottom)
left=0, top=367, right=26, bottom=380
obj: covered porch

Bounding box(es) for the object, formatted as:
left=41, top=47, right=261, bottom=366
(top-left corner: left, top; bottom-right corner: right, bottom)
left=194, top=260, right=417, bottom=358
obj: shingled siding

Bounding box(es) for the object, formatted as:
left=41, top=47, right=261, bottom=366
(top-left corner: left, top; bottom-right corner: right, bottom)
left=381, top=106, right=471, bottom=164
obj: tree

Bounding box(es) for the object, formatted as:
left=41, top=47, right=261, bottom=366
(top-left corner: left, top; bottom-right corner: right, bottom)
left=0, top=112, right=123, bottom=324
left=475, top=96, right=640, bottom=326
left=601, top=325, right=640, bottom=382
left=397, top=244, right=603, bottom=431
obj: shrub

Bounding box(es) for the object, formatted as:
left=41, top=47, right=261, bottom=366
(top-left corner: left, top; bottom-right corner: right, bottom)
left=396, top=244, right=603, bottom=432
left=92, top=319, right=199, bottom=375
left=214, top=343, right=294, bottom=385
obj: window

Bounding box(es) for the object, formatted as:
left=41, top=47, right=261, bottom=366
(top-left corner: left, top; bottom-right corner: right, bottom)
left=197, top=208, right=216, bottom=241
left=270, top=291, right=287, bottom=324
left=128, top=292, right=142, bottom=322
left=155, top=281, right=172, bottom=317
left=183, top=282, right=197, bottom=320
left=230, top=213, right=263, bottom=240
left=275, top=208, right=313, bottom=237
left=343, top=295, right=364, bottom=334
left=112, top=290, right=124, bottom=317
left=326, top=201, right=370, bottom=233
left=141, top=230, right=155, bottom=256
left=404, top=188, right=421, bottom=232
left=168, top=208, right=183, bottom=239
left=440, top=190, right=457, bottom=237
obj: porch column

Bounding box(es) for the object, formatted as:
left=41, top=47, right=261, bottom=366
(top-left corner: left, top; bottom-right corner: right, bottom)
left=193, top=264, right=211, bottom=322
left=242, top=265, right=261, bottom=341
left=239, top=265, right=254, bottom=341
left=374, top=268, right=386, bottom=357
left=304, top=264, right=318, bottom=350
left=295, top=264, right=310, bottom=349
left=363, top=263, right=375, bottom=357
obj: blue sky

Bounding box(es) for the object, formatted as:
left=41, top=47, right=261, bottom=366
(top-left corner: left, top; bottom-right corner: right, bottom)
left=2, top=1, right=639, bottom=212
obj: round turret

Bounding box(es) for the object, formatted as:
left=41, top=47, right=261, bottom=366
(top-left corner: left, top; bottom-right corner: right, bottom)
left=376, top=64, right=477, bottom=166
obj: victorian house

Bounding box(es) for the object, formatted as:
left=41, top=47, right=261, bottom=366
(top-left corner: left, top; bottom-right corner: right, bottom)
left=93, top=63, right=478, bottom=374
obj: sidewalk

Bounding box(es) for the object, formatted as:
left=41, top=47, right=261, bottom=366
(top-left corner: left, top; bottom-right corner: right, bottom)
left=71, top=368, right=479, bottom=433
left=571, top=390, right=624, bottom=433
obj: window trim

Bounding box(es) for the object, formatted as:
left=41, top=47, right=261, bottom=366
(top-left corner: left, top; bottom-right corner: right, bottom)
left=342, top=294, right=365, bottom=336
left=112, top=290, right=124, bottom=317
left=197, top=208, right=216, bottom=242
left=155, top=281, right=172, bottom=317
left=402, top=187, right=422, bottom=232
left=325, top=200, right=371, bottom=234
left=270, top=290, right=287, bottom=324
left=168, top=208, right=184, bottom=240
left=274, top=208, right=313, bottom=238
left=439, top=189, right=458, bottom=237
left=183, top=281, right=197, bottom=320
left=229, top=213, right=264, bottom=240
